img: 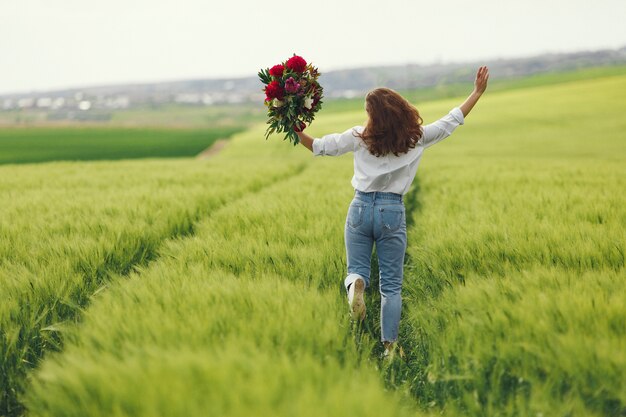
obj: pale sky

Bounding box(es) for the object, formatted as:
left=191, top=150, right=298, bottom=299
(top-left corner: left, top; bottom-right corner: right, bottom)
left=1, top=0, right=624, bottom=94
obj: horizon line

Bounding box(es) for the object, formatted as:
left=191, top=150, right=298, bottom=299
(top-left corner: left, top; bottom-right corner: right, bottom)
left=1, top=45, right=624, bottom=97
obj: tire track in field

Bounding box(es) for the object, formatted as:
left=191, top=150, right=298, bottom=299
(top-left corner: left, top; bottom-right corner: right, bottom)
left=349, top=177, right=449, bottom=409
left=196, top=138, right=229, bottom=159
left=4, top=161, right=308, bottom=417
left=378, top=179, right=430, bottom=395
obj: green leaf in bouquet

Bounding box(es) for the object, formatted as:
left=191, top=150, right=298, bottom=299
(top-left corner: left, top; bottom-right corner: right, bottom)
left=258, top=68, right=272, bottom=85
left=265, top=123, right=278, bottom=140
left=282, top=129, right=295, bottom=145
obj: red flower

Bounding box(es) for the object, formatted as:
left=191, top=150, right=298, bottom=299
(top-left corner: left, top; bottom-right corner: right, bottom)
left=286, top=55, right=307, bottom=73
left=265, top=80, right=284, bottom=100
left=284, top=77, right=300, bottom=94
left=269, top=64, right=284, bottom=78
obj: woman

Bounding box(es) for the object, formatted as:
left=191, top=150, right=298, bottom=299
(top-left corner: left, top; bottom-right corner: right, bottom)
left=296, top=66, right=489, bottom=356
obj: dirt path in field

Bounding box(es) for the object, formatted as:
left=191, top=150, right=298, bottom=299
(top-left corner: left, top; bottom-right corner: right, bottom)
left=196, top=139, right=229, bottom=159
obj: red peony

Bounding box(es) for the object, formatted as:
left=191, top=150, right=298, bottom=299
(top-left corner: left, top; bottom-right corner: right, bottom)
left=286, top=55, right=307, bottom=73
left=284, top=77, right=300, bottom=94
left=265, top=80, right=284, bottom=100
left=269, top=64, right=284, bottom=78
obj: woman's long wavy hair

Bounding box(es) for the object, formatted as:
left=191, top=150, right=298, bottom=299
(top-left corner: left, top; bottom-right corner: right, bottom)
left=356, top=87, right=423, bottom=157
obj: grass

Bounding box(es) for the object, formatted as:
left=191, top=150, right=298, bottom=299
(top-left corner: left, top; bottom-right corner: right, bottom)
left=0, top=70, right=624, bottom=416
left=0, top=126, right=244, bottom=165
left=0, top=141, right=306, bottom=415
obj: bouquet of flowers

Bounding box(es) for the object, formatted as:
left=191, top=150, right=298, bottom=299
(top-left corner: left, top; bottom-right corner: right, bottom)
left=258, top=54, right=323, bottom=145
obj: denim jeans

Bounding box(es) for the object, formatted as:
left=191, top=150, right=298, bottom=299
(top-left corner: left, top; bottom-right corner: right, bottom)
left=344, top=190, right=407, bottom=342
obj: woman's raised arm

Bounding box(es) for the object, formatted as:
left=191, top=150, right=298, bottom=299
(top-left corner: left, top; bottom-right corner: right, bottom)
left=459, top=66, right=489, bottom=117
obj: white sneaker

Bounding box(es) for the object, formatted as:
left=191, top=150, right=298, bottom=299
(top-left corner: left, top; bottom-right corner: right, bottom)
left=383, top=341, right=405, bottom=360
left=383, top=341, right=396, bottom=358
left=347, top=277, right=366, bottom=320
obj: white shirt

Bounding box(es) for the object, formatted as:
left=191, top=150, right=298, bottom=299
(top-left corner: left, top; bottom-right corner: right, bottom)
left=312, top=107, right=465, bottom=195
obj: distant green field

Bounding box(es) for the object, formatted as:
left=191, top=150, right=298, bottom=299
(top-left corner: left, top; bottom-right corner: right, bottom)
left=1, top=71, right=624, bottom=417
left=0, top=126, right=243, bottom=164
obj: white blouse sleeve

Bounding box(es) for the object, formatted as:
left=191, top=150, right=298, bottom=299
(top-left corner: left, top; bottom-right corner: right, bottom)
left=418, top=107, right=465, bottom=148
left=312, top=127, right=360, bottom=157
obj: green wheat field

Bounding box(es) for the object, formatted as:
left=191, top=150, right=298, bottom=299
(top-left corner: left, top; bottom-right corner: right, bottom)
left=1, top=68, right=625, bottom=417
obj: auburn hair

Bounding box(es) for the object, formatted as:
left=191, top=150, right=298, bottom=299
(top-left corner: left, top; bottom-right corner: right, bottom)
left=356, top=87, right=423, bottom=157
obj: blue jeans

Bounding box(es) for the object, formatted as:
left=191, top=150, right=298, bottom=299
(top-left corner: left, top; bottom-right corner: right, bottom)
left=344, top=190, right=407, bottom=342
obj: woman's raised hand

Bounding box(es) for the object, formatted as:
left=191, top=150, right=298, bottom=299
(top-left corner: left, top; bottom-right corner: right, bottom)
left=474, top=66, right=489, bottom=95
